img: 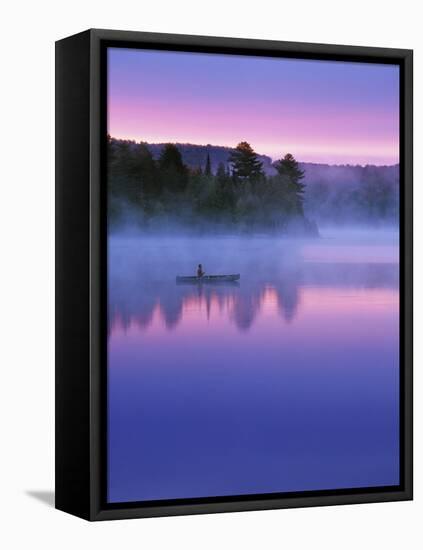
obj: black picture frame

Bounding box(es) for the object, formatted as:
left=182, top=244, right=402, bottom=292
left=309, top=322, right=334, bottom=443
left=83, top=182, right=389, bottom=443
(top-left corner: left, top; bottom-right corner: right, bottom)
left=55, top=28, right=413, bottom=521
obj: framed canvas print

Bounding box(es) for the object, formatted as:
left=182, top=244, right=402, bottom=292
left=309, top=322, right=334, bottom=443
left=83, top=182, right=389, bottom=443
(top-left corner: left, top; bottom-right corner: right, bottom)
left=55, top=29, right=413, bottom=521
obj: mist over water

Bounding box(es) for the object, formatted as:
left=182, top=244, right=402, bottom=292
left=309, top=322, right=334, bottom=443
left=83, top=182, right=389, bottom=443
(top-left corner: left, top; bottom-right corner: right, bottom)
left=107, top=225, right=400, bottom=502
left=108, top=226, right=398, bottom=332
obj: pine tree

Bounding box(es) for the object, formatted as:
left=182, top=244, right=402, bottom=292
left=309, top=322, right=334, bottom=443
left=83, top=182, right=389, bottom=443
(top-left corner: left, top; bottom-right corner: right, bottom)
left=134, top=142, right=157, bottom=197
left=213, top=161, right=235, bottom=215
left=108, top=140, right=141, bottom=204
left=228, top=142, right=263, bottom=182
left=158, top=143, right=188, bottom=192
left=216, top=162, right=226, bottom=180
left=205, top=153, right=212, bottom=176
left=274, top=153, right=305, bottom=214
left=159, top=143, right=186, bottom=173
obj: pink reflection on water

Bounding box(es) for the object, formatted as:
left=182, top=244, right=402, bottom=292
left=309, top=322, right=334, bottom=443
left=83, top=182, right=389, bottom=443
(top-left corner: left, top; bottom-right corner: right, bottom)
left=302, top=242, right=399, bottom=264
left=109, top=285, right=399, bottom=365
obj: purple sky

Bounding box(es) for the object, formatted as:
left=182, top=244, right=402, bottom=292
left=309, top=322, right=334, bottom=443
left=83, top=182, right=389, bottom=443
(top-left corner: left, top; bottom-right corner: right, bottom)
left=108, top=48, right=399, bottom=166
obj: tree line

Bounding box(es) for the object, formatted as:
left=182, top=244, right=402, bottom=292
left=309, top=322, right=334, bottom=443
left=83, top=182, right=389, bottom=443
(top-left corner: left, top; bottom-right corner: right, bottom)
left=107, top=137, right=317, bottom=233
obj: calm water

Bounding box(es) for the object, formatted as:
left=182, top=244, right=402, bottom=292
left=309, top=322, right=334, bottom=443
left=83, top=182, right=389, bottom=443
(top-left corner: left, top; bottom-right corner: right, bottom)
left=107, top=229, right=400, bottom=503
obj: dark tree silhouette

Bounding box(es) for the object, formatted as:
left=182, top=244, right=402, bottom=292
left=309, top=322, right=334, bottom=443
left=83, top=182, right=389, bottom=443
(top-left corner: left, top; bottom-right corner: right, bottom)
left=158, top=143, right=188, bottom=192
left=229, top=141, right=263, bottom=182
left=205, top=153, right=212, bottom=176
left=133, top=142, right=157, bottom=197
left=159, top=143, right=186, bottom=173
left=216, top=162, right=226, bottom=180
left=107, top=139, right=141, bottom=204
left=107, top=137, right=320, bottom=235
left=274, top=153, right=306, bottom=214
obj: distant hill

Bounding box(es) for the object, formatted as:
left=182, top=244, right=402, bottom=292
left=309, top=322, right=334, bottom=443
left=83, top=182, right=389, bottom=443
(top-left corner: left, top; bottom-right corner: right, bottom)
left=144, top=141, right=399, bottom=185
left=298, top=162, right=399, bottom=187
left=113, top=138, right=399, bottom=181
left=145, top=142, right=276, bottom=174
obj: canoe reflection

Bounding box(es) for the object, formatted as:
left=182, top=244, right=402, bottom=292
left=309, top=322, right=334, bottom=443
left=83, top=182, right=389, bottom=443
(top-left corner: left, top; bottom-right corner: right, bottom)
left=108, top=261, right=398, bottom=334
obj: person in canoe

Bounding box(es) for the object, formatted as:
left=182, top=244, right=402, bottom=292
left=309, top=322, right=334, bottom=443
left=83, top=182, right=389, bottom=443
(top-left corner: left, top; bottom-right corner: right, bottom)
left=197, top=263, right=205, bottom=278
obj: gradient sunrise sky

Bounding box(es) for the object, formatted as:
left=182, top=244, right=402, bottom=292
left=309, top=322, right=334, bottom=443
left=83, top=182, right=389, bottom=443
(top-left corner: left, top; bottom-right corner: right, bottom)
left=108, top=48, right=399, bottom=166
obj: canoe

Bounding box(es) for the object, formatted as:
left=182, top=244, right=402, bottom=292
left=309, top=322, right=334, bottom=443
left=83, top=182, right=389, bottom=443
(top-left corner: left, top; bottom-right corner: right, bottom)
left=176, top=274, right=240, bottom=283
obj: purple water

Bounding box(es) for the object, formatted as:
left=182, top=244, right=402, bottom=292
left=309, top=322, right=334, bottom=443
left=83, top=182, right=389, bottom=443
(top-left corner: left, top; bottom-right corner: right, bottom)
left=107, top=229, right=400, bottom=503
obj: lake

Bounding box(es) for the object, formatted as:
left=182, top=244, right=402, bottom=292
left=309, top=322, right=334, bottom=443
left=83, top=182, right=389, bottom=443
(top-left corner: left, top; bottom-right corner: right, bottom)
left=107, top=228, right=400, bottom=503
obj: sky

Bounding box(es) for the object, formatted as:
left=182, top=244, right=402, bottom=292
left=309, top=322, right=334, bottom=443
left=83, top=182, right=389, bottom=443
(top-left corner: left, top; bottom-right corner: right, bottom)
left=108, top=47, right=400, bottom=166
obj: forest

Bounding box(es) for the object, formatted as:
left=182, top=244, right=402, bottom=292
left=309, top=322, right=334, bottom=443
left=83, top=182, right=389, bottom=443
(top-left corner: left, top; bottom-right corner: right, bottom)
left=107, top=137, right=318, bottom=235
left=108, top=137, right=399, bottom=234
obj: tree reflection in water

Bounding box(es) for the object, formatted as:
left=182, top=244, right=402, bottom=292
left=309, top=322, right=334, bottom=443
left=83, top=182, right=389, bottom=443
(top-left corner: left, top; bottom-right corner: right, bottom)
left=108, top=260, right=397, bottom=335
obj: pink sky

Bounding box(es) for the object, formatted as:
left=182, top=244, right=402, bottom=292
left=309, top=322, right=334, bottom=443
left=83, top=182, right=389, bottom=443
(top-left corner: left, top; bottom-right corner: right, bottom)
left=108, top=48, right=400, bottom=166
